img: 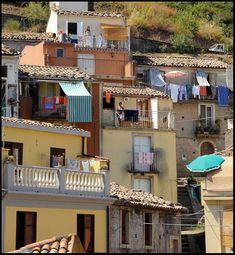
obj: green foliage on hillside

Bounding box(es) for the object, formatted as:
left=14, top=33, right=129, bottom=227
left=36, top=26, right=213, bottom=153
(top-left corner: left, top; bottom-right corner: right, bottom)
left=3, top=19, right=21, bottom=32
left=94, top=1, right=233, bottom=53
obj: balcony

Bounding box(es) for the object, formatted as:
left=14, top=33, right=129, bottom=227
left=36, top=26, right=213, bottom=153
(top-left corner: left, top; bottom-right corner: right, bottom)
left=195, top=119, right=220, bottom=137
left=127, top=151, right=159, bottom=173
left=59, top=34, right=129, bottom=51
left=103, top=109, right=175, bottom=130
left=33, top=96, right=67, bottom=120
left=2, top=163, right=110, bottom=197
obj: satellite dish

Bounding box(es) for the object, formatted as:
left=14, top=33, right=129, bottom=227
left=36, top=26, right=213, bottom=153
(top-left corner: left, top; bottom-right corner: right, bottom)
left=209, top=44, right=225, bottom=53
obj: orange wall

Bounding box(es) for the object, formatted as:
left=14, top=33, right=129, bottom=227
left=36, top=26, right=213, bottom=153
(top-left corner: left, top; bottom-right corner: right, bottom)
left=44, top=43, right=130, bottom=76
left=20, top=42, right=45, bottom=66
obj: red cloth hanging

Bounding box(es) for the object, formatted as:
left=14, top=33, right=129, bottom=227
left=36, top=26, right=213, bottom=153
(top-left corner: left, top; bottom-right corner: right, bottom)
left=200, top=86, right=207, bottom=96
left=42, top=97, right=56, bottom=112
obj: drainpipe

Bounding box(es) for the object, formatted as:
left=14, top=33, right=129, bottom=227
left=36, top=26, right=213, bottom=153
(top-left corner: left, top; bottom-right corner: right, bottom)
left=106, top=206, right=110, bottom=253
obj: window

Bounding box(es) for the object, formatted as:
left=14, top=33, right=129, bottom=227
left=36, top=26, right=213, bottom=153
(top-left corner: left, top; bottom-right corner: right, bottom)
left=121, top=210, right=130, bottom=245
left=144, top=212, right=152, bottom=246
left=199, top=104, right=215, bottom=128
left=200, top=141, right=214, bottom=155
left=16, top=212, right=37, bottom=249
left=2, top=65, right=7, bottom=77
left=133, top=178, right=151, bottom=193
left=56, top=48, right=64, bottom=58
left=2, top=141, right=23, bottom=165
left=77, top=214, right=94, bottom=253
left=50, top=147, right=65, bottom=167
left=68, top=22, right=77, bottom=34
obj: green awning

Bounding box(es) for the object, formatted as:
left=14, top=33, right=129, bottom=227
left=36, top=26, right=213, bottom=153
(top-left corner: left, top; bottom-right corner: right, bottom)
left=59, top=82, right=92, bottom=123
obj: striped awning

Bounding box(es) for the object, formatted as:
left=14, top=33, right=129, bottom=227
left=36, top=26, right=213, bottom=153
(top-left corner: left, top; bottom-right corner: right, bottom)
left=59, top=82, right=92, bottom=123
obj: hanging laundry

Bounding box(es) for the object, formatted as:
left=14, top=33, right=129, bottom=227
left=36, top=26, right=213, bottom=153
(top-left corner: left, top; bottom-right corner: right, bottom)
left=55, top=96, right=60, bottom=104
left=138, top=152, right=144, bottom=164
left=42, top=97, right=56, bottom=112
left=150, top=69, right=166, bottom=87
left=200, top=86, right=207, bottom=96
left=218, top=85, right=229, bottom=107
left=179, top=85, right=188, bottom=100
left=67, top=159, right=79, bottom=170
left=169, top=83, right=180, bottom=103
left=93, top=160, right=100, bottom=173
left=105, top=91, right=112, bottom=103
left=146, top=152, right=154, bottom=165
left=82, top=160, right=90, bottom=172
left=192, top=85, right=200, bottom=99
left=186, top=84, right=193, bottom=99
left=164, top=84, right=171, bottom=96
left=206, top=85, right=213, bottom=97
left=196, top=70, right=210, bottom=86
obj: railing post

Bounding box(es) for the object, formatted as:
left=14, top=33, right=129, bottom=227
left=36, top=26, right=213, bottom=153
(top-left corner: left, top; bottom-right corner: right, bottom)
left=3, top=162, right=15, bottom=190
left=102, top=171, right=110, bottom=196
left=59, top=167, right=65, bottom=194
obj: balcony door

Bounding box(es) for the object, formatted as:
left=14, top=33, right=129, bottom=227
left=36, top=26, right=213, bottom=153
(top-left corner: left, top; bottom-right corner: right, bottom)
left=133, top=136, right=151, bottom=172
left=77, top=54, right=95, bottom=75
left=199, top=104, right=215, bottom=128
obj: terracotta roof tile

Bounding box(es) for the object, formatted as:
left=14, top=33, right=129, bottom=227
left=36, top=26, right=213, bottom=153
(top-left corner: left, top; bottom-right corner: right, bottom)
left=110, top=182, right=188, bottom=213
left=19, top=65, right=92, bottom=81
left=8, top=234, right=85, bottom=253
left=2, top=43, right=20, bottom=55
left=133, top=54, right=228, bottom=69
left=2, top=32, right=56, bottom=42
left=55, top=9, right=125, bottom=18
left=103, top=85, right=169, bottom=99
left=2, top=117, right=90, bottom=137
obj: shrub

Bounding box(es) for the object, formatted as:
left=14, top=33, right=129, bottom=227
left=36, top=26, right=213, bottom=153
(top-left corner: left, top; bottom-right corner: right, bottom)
left=171, top=33, right=195, bottom=53
left=3, top=19, right=21, bottom=32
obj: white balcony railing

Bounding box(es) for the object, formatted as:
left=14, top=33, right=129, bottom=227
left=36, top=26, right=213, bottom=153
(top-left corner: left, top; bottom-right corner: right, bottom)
left=3, top=163, right=110, bottom=197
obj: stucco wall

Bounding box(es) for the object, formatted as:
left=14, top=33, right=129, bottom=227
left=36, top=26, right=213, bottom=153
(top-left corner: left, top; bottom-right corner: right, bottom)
left=102, top=128, right=177, bottom=202
left=3, top=126, right=84, bottom=167
left=20, top=42, right=45, bottom=66
left=109, top=205, right=181, bottom=253
left=4, top=205, right=106, bottom=253
left=173, top=101, right=232, bottom=177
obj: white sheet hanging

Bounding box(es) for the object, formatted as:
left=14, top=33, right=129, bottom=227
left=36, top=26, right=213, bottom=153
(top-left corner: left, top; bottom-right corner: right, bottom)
left=196, top=70, right=210, bottom=86
left=150, top=69, right=166, bottom=87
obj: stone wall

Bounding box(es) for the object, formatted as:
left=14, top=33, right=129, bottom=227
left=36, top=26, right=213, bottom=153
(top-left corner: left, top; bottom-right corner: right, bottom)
left=109, top=205, right=181, bottom=253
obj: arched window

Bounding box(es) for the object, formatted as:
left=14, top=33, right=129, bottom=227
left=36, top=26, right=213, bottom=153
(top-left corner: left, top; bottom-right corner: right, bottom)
left=200, top=141, right=214, bottom=155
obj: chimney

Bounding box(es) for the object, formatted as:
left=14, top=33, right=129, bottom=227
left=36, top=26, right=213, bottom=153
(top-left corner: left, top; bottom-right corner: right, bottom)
left=88, top=2, right=94, bottom=11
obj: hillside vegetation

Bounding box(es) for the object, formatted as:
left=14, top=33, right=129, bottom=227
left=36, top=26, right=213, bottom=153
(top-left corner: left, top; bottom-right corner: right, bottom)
left=94, top=1, right=233, bottom=53
left=2, top=1, right=233, bottom=54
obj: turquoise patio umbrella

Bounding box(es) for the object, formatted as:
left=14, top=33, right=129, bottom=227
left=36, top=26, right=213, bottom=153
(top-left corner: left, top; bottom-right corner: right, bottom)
left=186, top=154, right=225, bottom=173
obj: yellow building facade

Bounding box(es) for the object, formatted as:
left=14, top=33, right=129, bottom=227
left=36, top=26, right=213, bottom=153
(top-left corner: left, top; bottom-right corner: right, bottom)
left=102, top=90, right=177, bottom=203
left=201, top=155, right=233, bottom=253
left=2, top=117, right=113, bottom=253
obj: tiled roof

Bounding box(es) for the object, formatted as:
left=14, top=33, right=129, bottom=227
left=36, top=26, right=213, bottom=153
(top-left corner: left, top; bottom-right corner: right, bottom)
left=2, top=32, right=56, bottom=42
left=2, top=44, right=20, bottom=55
left=55, top=9, right=124, bottom=18
left=2, top=117, right=90, bottom=137
left=19, top=65, right=92, bottom=81
left=8, top=233, right=85, bottom=253
left=133, top=54, right=228, bottom=69
left=103, top=85, right=169, bottom=98
left=110, top=182, right=188, bottom=213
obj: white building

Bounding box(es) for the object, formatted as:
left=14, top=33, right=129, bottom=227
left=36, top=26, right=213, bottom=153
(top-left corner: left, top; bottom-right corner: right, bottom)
left=1, top=44, right=20, bottom=118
